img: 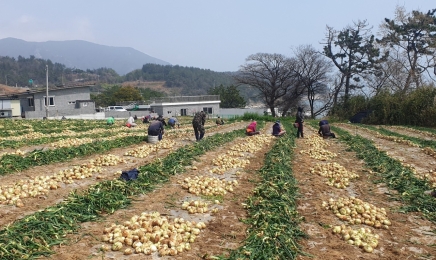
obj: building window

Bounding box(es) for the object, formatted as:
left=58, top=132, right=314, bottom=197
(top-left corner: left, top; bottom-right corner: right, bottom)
left=68, top=101, right=76, bottom=105
left=180, top=109, right=187, bottom=116
left=203, top=107, right=212, bottom=114
left=27, top=97, right=34, bottom=107
left=43, top=96, right=55, bottom=106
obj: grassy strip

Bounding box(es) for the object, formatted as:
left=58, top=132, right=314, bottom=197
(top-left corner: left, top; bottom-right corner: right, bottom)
left=0, top=119, right=110, bottom=135
left=331, top=125, right=436, bottom=222
left=0, top=128, right=245, bottom=259
left=222, top=122, right=306, bottom=260
left=404, top=125, right=436, bottom=136
left=0, top=121, right=241, bottom=174
left=0, top=121, right=220, bottom=149
left=0, top=127, right=143, bottom=149
left=0, top=135, right=145, bottom=175
left=356, top=124, right=436, bottom=150
left=369, top=125, right=436, bottom=137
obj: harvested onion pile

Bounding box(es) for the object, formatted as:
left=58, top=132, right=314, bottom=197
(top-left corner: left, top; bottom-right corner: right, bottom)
left=0, top=149, right=26, bottom=157
left=50, top=137, right=94, bottom=148
left=55, top=163, right=103, bottom=184
left=0, top=177, right=57, bottom=207
left=155, top=139, right=176, bottom=149
left=211, top=154, right=250, bottom=174
left=300, top=134, right=337, bottom=160
left=124, top=139, right=176, bottom=158
left=124, top=145, right=156, bottom=158
left=181, top=200, right=209, bottom=214
left=91, top=154, right=127, bottom=166
left=303, top=134, right=330, bottom=148
left=332, top=225, right=379, bottom=253
left=179, top=176, right=238, bottom=196
left=310, top=162, right=359, bottom=188
left=322, top=197, right=391, bottom=229
left=230, top=134, right=274, bottom=153
left=299, top=148, right=337, bottom=161
left=101, top=212, right=206, bottom=256
left=0, top=154, right=119, bottom=206
left=226, top=151, right=245, bottom=157
left=2, top=131, right=45, bottom=141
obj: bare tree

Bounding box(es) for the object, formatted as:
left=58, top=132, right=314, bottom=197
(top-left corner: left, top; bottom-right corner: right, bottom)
left=234, top=53, right=296, bottom=117
left=291, top=45, right=332, bottom=118
left=364, top=54, right=408, bottom=95
left=276, top=76, right=305, bottom=117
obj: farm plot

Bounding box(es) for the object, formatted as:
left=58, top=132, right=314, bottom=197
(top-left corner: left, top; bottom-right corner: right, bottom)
left=0, top=119, right=272, bottom=258
left=0, top=121, right=247, bottom=229
left=382, top=126, right=436, bottom=141
left=0, top=119, right=125, bottom=150
left=40, top=124, right=276, bottom=259
left=293, top=126, right=436, bottom=260
left=0, top=119, right=212, bottom=155
left=336, top=123, right=436, bottom=188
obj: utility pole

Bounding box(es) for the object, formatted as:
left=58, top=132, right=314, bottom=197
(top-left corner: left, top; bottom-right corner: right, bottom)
left=5, top=75, right=7, bottom=86
left=46, top=65, right=49, bottom=119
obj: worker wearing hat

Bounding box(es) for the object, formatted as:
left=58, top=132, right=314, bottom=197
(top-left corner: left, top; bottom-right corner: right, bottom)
left=272, top=120, right=286, bottom=136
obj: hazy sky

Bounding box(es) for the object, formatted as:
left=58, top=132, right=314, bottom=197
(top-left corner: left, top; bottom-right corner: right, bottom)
left=0, top=1, right=434, bottom=72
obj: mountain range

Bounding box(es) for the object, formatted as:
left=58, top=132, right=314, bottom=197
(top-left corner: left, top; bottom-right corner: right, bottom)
left=0, top=38, right=170, bottom=75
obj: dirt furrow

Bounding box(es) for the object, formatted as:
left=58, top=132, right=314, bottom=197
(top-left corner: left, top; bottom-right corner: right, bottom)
left=336, top=123, right=436, bottom=175
left=44, top=124, right=275, bottom=260
left=294, top=127, right=436, bottom=260
left=0, top=122, right=247, bottom=229
left=382, top=126, right=436, bottom=141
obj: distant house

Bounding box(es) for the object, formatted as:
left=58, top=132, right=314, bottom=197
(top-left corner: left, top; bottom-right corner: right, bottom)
left=18, top=84, right=96, bottom=119
left=0, top=97, right=20, bottom=118
left=118, top=95, right=221, bottom=118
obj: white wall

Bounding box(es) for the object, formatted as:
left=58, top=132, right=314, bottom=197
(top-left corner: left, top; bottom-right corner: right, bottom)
left=219, top=108, right=266, bottom=119
left=52, top=112, right=106, bottom=120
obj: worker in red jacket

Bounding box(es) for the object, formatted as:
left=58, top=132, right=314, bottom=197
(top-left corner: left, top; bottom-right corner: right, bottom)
left=246, top=121, right=260, bottom=136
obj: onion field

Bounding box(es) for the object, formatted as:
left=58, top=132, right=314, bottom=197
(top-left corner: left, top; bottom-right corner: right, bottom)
left=0, top=118, right=435, bottom=259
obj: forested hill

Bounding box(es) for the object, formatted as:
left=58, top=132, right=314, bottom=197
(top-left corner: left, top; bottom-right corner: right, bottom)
left=124, top=64, right=236, bottom=95
left=0, top=56, right=121, bottom=88
left=0, top=56, right=245, bottom=97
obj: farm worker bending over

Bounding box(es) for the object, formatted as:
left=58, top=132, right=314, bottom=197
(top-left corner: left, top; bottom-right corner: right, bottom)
left=148, top=119, right=165, bottom=141
left=272, top=120, right=286, bottom=137
left=126, top=116, right=137, bottom=128
left=246, top=121, right=260, bottom=136
left=216, top=116, right=225, bottom=126
left=142, top=115, right=150, bottom=123
left=295, top=106, right=304, bottom=138
left=157, top=115, right=167, bottom=126
left=318, top=120, right=336, bottom=139
left=168, top=116, right=178, bottom=128
left=192, top=111, right=206, bottom=141
left=106, top=116, right=115, bottom=125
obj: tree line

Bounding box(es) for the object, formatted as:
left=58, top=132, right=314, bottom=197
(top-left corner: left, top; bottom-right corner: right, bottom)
left=124, top=64, right=236, bottom=95
left=234, top=6, right=436, bottom=122
left=0, top=55, right=123, bottom=87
